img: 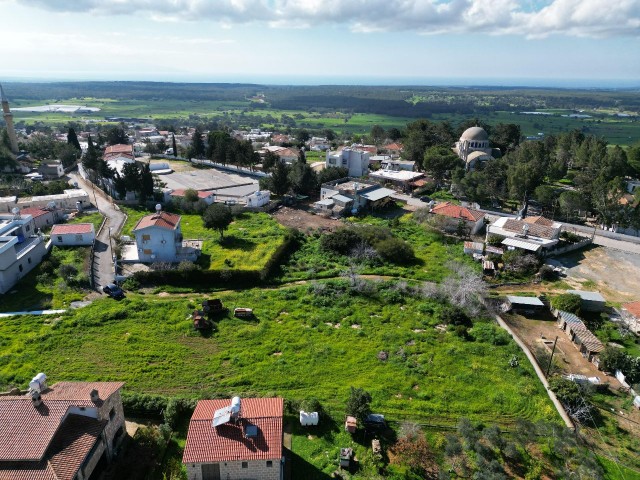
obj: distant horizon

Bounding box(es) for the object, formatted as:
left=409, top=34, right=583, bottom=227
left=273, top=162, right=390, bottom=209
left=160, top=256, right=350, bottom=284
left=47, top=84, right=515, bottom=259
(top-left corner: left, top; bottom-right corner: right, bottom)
left=2, top=75, right=639, bottom=90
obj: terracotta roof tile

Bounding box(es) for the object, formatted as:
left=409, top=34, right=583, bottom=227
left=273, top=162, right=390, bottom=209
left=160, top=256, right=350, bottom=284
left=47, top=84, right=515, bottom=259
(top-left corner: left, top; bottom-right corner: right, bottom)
left=104, top=144, right=133, bottom=155
left=503, top=219, right=557, bottom=239
left=523, top=216, right=555, bottom=227
left=431, top=202, right=484, bottom=222
left=623, top=301, right=640, bottom=318
left=19, top=208, right=50, bottom=219
left=41, top=382, right=124, bottom=401
left=183, top=398, right=283, bottom=464
left=50, top=224, right=94, bottom=235
left=133, top=211, right=181, bottom=231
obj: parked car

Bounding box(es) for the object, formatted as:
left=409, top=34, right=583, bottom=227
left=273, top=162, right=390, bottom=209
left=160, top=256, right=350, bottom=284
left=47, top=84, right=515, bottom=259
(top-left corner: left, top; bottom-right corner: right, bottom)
left=419, top=196, right=432, bottom=202
left=103, top=283, right=124, bottom=299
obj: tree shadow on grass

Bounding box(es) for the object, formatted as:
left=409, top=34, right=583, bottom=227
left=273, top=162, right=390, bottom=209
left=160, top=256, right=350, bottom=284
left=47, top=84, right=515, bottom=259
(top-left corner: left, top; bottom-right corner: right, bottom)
left=196, top=253, right=211, bottom=269
left=217, top=236, right=257, bottom=251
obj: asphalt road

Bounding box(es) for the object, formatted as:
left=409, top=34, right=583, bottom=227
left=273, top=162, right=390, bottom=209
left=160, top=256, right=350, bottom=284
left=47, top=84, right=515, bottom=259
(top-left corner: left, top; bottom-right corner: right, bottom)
left=69, top=173, right=126, bottom=290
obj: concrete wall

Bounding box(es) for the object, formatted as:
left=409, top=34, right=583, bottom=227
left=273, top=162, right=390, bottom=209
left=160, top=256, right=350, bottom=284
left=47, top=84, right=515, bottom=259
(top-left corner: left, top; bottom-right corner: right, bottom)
left=186, top=458, right=282, bottom=480
left=52, top=232, right=95, bottom=246
left=0, top=237, right=47, bottom=294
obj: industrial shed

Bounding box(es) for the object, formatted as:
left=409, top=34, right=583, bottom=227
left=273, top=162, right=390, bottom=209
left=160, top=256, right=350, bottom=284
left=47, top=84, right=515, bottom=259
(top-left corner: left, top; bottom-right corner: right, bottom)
left=556, top=310, right=604, bottom=363
left=505, top=296, right=546, bottom=315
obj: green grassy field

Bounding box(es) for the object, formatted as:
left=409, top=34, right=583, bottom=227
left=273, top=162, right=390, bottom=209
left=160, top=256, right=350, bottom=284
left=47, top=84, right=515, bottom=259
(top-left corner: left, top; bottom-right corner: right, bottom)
left=0, top=284, right=555, bottom=427
left=68, top=211, right=104, bottom=233
left=121, top=208, right=287, bottom=271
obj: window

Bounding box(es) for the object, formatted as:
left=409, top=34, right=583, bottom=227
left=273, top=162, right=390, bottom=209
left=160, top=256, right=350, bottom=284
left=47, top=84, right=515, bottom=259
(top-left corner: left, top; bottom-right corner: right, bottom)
left=19, top=265, right=23, bottom=272
left=143, top=249, right=152, bottom=255
left=57, top=236, right=63, bottom=242
left=28, top=258, right=31, bottom=264
left=142, top=234, right=151, bottom=242
left=26, top=225, right=30, bottom=232
left=266, top=461, right=273, bottom=468
left=109, top=407, right=115, bottom=420
left=75, top=235, right=83, bottom=242
left=241, top=462, right=248, bottom=469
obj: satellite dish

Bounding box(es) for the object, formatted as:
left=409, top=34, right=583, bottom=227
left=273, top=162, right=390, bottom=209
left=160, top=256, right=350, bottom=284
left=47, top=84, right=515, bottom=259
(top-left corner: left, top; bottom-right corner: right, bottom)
left=11, top=207, right=20, bottom=215
left=47, top=201, right=56, bottom=210
left=155, top=203, right=162, bottom=213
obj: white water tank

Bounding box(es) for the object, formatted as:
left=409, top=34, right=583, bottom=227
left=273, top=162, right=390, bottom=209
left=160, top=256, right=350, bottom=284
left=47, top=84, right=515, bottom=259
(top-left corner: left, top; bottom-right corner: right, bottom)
left=231, top=396, right=241, bottom=417
left=29, top=372, right=47, bottom=393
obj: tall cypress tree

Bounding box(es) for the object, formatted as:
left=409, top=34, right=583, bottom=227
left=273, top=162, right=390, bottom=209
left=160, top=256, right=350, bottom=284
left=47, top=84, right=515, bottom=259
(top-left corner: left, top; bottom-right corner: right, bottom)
left=67, top=127, right=81, bottom=151
left=172, top=133, right=178, bottom=158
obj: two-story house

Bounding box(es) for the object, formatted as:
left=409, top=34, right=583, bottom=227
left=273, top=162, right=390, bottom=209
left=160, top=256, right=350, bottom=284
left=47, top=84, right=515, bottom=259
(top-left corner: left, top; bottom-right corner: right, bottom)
left=0, top=212, right=49, bottom=294
left=0, top=376, right=126, bottom=480
left=325, top=148, right=370, bottom=177
left=131, top=207, right=200, bottom=263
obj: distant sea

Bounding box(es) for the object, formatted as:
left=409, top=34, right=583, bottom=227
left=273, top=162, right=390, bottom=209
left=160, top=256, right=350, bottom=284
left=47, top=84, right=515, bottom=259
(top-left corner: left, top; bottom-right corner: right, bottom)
left=2, top=74, right=639, bottom=89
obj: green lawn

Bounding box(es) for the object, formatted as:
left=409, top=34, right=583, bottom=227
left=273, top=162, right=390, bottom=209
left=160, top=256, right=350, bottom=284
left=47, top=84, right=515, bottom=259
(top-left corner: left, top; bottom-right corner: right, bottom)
left=68, top=211, right=104, bottom=233
left=121, top=208, right=287, bottom=270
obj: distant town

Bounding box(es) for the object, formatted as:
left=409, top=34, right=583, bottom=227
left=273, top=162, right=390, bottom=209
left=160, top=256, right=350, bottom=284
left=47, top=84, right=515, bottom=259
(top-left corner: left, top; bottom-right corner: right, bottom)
left=1, top=81, right=640, bottom=480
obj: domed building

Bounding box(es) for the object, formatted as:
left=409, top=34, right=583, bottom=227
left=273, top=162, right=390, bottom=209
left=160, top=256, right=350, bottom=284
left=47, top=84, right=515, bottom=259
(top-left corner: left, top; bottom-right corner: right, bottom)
left=454, top=126, right=497, bottom=171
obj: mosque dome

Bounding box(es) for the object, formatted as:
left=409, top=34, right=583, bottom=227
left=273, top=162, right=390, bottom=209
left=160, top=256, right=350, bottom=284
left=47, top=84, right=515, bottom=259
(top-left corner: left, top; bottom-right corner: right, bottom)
left=460, top=126, right=489, bottom=142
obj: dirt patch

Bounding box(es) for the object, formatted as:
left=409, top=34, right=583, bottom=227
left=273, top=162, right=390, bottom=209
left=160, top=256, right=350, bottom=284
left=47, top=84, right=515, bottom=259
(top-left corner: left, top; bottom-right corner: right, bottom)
left=272, top=206, right=343, bottom=232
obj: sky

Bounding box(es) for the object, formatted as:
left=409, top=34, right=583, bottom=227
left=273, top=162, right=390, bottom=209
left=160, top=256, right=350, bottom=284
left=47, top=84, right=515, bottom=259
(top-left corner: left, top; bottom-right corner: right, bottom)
left=0, top=0, right=639, bottom=87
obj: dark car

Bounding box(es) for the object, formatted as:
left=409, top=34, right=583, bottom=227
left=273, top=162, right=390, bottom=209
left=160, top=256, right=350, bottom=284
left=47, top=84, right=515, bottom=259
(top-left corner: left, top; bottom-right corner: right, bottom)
left=103, top=283, right=124, bottom=299
left=419, top=196, right=432, bottom=202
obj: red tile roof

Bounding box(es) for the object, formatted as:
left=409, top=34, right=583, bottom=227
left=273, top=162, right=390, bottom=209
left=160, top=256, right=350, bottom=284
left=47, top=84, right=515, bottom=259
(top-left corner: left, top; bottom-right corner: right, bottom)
left=523, top=216, right=555, bottom=227
left=133, top=211, right=181, bottom=231
left=19, top=208, right=50, bottom=219
left=104, top=144, right=133, bottom=155
left=385, top=142, right=403, bottom=151
left=431, top=202, right=484, bottom=222
left=50, top=223, right=94, bottom=235
left=503, top=219, right=557, bottom=239
left=0, top=382, right=123, bottom=463
left=623, top=301, right=640, bottom=319
left=183, top=398, right=283, bottom=464
left=0, top=415, right=107, bottom=480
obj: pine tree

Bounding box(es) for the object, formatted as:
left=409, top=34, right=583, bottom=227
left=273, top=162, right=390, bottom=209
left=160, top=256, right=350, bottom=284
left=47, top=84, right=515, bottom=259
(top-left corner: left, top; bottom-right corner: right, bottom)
left=82, top=135, right=99, bottom=180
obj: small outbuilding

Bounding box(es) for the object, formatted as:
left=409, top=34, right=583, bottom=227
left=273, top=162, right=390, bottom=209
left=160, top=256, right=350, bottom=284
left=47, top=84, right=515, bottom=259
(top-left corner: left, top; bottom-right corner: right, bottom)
left=505, top=296, right=545, bottom=315
left=556, top=310, right=604, bottom=363
left=50, top=223, right=95, bottom=246
left=464, top=241, right=484, bottom=255
left=567, top=290, right=606, bottom=312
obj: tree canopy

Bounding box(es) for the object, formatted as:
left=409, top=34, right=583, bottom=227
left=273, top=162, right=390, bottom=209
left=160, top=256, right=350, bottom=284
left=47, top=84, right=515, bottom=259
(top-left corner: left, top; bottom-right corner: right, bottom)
left=203, top=203, right=233, bottom=239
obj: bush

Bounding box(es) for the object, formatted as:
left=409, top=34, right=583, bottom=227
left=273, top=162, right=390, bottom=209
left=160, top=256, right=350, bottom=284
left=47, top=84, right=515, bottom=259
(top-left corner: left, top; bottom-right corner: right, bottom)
left=502, top=250, right=540, bottom=275
left=471, top=323, right=510, bottom=345
left=320, top=228, right=363, bottom=255
left=551, top=293, right=582, bottom=315
left=440, top=305, right=471, bottom=327
left=538, top=265, right=556, bottom=281
left=345, top=386, right=372, bottom=425
left=375, top=238, right=415, bottom=264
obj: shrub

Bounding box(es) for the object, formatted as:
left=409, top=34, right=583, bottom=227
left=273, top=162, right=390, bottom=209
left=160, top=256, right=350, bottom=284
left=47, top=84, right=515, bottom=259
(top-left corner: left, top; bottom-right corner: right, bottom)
left=551, top=293, right=582, bottom=315
left=320, top=228, right=363, bottom=255
left=440, top=305, right=472, bottom=327
left=502, top=250, right=540, bottom=275
left=345, top=386, right=372, bottom=425
left=375, top=238, right=415, bottom=264
left=538, top=265, right=556, bottom=281
left=471, top=323, right=510, bottom=345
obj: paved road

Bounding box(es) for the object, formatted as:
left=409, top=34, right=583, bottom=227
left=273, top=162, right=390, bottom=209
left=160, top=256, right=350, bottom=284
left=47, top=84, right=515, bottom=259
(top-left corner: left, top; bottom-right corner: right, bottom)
left=69, top=173, right=126, bottom=290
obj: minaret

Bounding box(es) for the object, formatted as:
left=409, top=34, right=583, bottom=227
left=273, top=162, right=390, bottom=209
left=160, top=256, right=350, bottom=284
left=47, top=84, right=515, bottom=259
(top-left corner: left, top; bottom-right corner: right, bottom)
left=0, top=83, right=19, bottom=154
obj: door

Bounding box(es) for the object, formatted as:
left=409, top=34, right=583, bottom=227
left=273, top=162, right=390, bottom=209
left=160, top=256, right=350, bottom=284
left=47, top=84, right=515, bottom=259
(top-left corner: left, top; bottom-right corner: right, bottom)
left=201, top=463, right=221, bottom=480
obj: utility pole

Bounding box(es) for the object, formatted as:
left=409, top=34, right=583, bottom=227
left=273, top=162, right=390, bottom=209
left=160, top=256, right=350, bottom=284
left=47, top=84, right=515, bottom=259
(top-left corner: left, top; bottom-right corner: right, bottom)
left=546, top=336, right=559, bottom=377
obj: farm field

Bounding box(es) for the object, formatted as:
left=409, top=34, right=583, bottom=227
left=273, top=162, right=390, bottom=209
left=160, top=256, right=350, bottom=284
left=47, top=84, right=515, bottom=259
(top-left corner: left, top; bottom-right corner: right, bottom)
left=121, top=208, right=288, bottom=270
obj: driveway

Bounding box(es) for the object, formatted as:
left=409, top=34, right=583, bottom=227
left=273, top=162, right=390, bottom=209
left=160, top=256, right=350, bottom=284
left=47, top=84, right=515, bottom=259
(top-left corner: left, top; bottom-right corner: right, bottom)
left=68, top=173, right=126, bottom=290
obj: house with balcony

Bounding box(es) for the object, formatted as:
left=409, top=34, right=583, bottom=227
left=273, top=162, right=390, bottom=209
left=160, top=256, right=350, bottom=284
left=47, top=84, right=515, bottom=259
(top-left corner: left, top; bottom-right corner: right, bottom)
left=0, top=213, right=49, bottom=294
left=325, top=148, right=370, bottom=177
left=0, top=377, right=126, bottom=480
left=123, top=208, right=201, bottom=264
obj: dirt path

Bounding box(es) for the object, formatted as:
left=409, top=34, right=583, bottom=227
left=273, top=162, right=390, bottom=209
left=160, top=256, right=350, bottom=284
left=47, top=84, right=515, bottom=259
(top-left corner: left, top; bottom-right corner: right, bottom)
left=272, top=206, right=343, bottom=232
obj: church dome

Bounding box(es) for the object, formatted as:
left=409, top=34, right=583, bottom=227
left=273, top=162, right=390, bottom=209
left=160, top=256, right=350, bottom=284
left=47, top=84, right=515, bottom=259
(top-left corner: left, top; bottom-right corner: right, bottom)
left=460, top=126, right=489, bottom=142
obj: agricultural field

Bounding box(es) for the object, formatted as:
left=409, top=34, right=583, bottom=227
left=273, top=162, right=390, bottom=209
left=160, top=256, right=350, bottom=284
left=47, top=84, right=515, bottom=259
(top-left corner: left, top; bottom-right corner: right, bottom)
left=121, top=208, right=288, bottom=270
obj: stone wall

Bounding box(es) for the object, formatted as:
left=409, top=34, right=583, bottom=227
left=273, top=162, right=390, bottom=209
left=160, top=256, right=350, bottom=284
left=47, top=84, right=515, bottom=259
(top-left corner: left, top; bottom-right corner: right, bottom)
left=185, top=458, right=282, bottom=480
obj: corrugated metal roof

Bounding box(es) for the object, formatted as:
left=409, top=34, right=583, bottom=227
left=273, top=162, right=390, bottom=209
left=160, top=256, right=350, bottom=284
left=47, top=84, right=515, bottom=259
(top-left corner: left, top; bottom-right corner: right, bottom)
left=507, top=296, right=544, bottom=306
left=501, top=237, right=542, bottom=252
left=332, top=194, right=353, bottom=203
left=558, top=311, right=604, bottom=353
left=567, top=290, right=606, bottom=302
left=361, top=188, right=394, bottom=202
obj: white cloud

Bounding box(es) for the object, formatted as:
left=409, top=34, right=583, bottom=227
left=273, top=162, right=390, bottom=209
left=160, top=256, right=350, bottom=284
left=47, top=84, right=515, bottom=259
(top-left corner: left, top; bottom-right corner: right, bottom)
left=13, top=0, right=640, bottom=38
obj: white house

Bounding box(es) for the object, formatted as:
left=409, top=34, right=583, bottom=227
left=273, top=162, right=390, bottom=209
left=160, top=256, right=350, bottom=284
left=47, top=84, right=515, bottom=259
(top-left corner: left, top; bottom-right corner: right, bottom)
left=130, top=208, right=200, bottom=263
left=0, top=213, right=49, bottom=294
left=379, top=159, right=415, bottom=171
left=487, top=216, right=563, bottom=253
left=246, top=190, right=271, bottom=208
left=314, top=178, right=394, bottom=216
left=326, top=148, right=370, bottom=177
left=19, top=207, right=60, bottom=231
left=51, top=223, right=96, bottom=246
left=17, top=189, right=90, bottom=211
left=39, top=161, right=65, bottom=179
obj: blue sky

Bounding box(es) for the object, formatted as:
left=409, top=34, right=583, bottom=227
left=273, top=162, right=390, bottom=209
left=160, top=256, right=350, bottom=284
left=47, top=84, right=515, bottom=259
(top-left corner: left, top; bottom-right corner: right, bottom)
left=0, top=0, right=638, bottom=86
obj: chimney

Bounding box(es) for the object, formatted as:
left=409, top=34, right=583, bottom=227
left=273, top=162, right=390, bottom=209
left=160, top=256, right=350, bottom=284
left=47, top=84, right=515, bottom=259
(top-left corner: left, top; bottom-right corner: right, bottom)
left=90, top=389, right=100, bottom=402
